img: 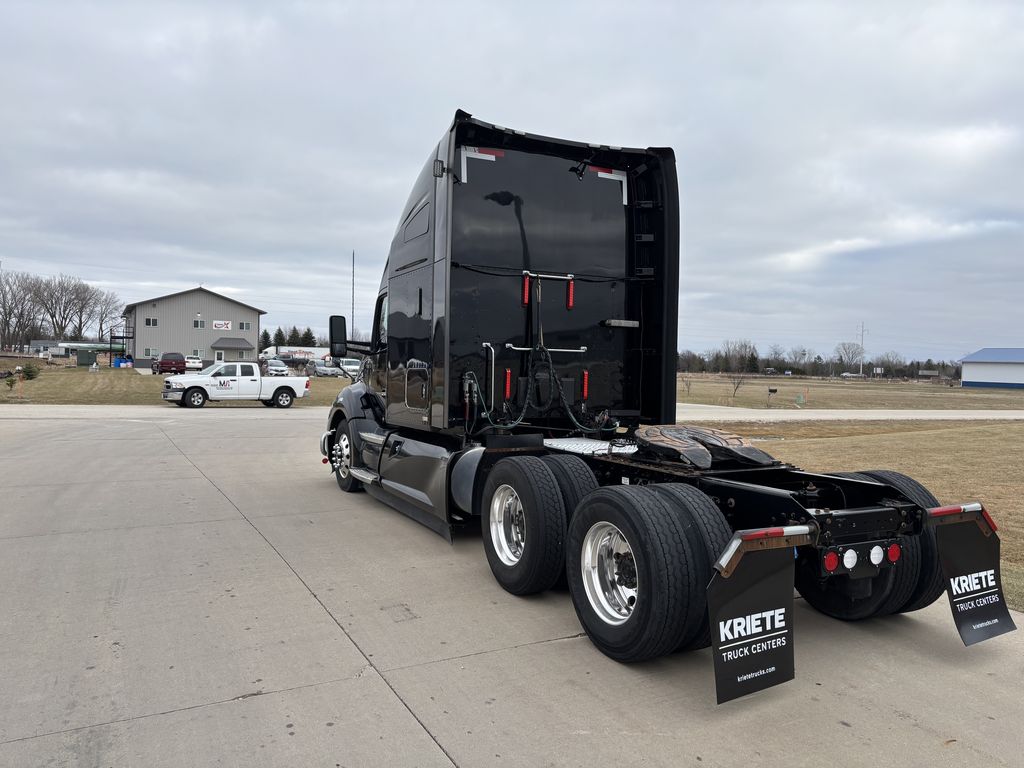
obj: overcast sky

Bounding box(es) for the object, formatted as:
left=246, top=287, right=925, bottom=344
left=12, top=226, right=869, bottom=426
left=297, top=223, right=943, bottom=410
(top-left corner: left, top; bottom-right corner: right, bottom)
left=2, top=1, right=1021, bottom=361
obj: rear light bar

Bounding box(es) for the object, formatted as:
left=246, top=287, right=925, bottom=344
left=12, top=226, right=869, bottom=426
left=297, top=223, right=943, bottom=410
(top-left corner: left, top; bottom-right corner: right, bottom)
left=522, top=274, right=530, bottom=306
left=504, top=368, right=512, bottom=401
left=566, top=279, right=575, bottom=310
left=582, top=370, right=589, bottom=401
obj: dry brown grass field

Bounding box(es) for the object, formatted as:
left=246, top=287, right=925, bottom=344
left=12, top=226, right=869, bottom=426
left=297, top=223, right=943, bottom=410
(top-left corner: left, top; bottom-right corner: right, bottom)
left=677, top=372, right=1024, bottom=409
left=0, top=356, right=346, bottom=407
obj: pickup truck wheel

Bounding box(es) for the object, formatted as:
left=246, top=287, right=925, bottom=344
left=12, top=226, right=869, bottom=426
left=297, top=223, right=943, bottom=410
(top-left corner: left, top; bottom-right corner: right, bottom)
left=332, top=418, right=362, bottom=492
left=567, top=486, right=700, bottom=662
left=795, top=471, right=921, bottom=620
left=861, top=470, right=945, bottom=613
left=261, top=400, right=275, bottom=407
left=649, top=483, right=733, bottom=651
left=482, top=456, right=566, bottom=596
left=274, top=389, right=294, bottom=408
left=185, top=388, right=206, bottom=408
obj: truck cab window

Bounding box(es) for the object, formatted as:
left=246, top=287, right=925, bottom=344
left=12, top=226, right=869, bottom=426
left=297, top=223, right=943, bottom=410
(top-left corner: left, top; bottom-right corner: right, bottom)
left=374, top=294, right=388, bottom=348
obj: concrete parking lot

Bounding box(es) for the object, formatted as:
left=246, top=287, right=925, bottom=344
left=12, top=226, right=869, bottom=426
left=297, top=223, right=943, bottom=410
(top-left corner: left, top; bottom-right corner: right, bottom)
left=1, top=405, right=1022, bottom=767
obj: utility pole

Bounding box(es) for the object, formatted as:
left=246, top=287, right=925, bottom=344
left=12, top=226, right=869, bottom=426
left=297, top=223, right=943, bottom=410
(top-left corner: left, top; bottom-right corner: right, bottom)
left=351, top=250, right=355, bottom=329
left=858, top=321, right=868, bottom=376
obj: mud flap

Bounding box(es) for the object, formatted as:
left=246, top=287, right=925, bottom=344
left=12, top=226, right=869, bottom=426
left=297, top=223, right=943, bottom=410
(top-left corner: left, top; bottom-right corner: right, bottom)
left=932, top=504, right=1016, bottom=646
left=707, top=525, right=814, bottom=704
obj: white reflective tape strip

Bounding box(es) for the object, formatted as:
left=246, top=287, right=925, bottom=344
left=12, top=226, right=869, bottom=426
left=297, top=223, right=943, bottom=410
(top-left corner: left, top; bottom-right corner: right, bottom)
left=460, top=146, right=497, bottom=184
left=597, top=169, right=628, bottom=205
left=782, top=525, right=813, bottom=537
left=716, top=537, right=742, bottom=571
left=962, top=502, right=984, bottom=513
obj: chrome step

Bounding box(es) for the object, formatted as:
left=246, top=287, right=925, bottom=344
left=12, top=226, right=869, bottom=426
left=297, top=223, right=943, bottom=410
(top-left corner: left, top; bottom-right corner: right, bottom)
left=350, top=466, right=378, bottom=484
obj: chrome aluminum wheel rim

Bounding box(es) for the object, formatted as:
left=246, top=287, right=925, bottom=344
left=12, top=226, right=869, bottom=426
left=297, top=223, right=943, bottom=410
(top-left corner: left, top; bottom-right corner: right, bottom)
left=490, top=484, right=526, bottom=566
left=332, top=432, right=352, bottom=478
left=581, top=522, right=638, bottom=626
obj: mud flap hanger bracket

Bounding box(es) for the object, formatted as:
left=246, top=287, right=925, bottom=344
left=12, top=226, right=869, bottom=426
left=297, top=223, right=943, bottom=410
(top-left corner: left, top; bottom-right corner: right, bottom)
left=715, top=524, right=817, bottom=579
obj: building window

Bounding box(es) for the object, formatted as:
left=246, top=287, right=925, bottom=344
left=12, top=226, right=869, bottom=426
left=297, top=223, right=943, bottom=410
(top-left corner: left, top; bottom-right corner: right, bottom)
left=192, top=349, right=204, bottom=357
left=238, top=321, right=252, bottom=331
left=144, top=317, right=158, bottom=327
left=144, top=347, right=159, bottom=357
left=193, top=319, right=205, bottom=329
left=237, top=350, right=248, bottom=360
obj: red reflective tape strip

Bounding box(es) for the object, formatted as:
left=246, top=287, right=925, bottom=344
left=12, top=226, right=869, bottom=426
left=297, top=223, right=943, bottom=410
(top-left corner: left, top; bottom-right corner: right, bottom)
left=982, top=507, right=998, bottom=532
left=476, top=148, right=504, bottom=157
left=741, top=527, right=786, bottom=541
left=504, top=368, right=511, bottom=401
left=929, top=505, right=966, bottom=517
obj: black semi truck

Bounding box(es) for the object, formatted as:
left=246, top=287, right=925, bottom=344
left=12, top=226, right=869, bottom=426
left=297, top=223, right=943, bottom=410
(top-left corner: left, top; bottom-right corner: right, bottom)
left=320, top=110, right=1014, bottom=703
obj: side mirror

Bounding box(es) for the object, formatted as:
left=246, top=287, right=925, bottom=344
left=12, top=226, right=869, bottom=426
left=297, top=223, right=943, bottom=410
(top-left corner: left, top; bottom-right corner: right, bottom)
left=329, top=315, right=348, bottom=358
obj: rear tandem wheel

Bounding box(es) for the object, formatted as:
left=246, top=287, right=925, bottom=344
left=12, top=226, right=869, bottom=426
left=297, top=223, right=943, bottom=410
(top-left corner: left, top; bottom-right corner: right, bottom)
left=795, top=471, right=921, bottom=620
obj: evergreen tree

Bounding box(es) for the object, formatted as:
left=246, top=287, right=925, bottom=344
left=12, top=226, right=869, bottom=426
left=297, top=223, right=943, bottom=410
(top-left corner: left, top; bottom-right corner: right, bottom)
left=273, top=326, right=286, bottom=346
left=300, top=326, right=316, bottom=346
left=287, top=326, right=302, bottom=345
left=259, top=329, right=272, bottom=351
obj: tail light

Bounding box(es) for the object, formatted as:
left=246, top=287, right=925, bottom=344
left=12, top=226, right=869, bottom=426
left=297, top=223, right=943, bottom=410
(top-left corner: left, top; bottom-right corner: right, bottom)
left=504, top=368, right=512, bottom=401
left=887, top=543, right=902, bottom=563
left=566, top=279, right=575, bottom=310
left=823, top=551, right=840, bottom=573
left=305, top=379, right=310, bottom=389
left=582, top=369, right=589, bottom=401
left=522, top=274, right=530, bottom=306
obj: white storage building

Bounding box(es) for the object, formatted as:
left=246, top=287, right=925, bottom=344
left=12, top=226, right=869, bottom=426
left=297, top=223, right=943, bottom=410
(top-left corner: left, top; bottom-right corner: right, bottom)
left=961, top=348, right=1024, bottom=390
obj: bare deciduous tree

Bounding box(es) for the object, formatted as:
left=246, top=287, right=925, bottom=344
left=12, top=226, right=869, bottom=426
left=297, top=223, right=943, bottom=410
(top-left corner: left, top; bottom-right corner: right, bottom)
left=94, top=290, right=124, bottom=340
left=722, top=339, right=757, bottom=396
left=834, top=341, right=864, bottom=371
left=33, top=274, right=80, bottom=340
left=0, top=271, right=45, bottom=350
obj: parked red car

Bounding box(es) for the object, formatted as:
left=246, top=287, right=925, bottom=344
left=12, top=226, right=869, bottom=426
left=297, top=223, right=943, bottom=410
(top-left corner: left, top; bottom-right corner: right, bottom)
left=151, top=352, right=186, bottom=374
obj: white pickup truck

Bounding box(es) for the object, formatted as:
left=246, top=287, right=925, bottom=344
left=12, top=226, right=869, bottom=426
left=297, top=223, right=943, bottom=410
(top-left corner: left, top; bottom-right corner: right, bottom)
left=161, top=362, right=310, bottom=408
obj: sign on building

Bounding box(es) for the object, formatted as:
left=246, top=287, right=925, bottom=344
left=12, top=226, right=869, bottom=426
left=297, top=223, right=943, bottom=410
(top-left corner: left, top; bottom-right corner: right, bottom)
left=212, top=320, right=232, bottom=330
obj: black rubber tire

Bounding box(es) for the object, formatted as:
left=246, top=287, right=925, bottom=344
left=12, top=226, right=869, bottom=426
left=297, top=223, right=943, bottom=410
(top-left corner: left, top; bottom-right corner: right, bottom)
left=861, top=469, right=945, bottom=613
left=261, top=399, right=275, bottom=407
left=541, top=455, right=600, bottom=588
left=540, top=455, right=599, bottom=521
left=274, top=389, right=294, bottom=408
left=795, top=471, right=920, bottom=620
left=185, top=388, right=206, bottom=408
left=567, top=486, right=701, bottom=662
left=332, top=418, right=362, bottom=493
left=482, top=456, right=566, bottom=596
left=649, top=483, right=733, bottom=650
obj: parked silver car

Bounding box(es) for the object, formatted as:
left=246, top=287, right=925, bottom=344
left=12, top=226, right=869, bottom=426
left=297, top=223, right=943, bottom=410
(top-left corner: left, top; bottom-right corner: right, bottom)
left=263, top=359, right=290, bottom=377
left=305, top=359, right=342, bottom=377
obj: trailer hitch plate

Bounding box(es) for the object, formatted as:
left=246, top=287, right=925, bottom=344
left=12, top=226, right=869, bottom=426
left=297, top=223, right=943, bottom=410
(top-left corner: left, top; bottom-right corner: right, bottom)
left=930, top=503, right=1017, bottom=646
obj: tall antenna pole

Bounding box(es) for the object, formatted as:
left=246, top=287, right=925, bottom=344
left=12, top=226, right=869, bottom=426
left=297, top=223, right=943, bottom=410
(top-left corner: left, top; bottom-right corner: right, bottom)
left=351, top=250, right=355, bottom=328
left=858, top=321, right=868, bottom=376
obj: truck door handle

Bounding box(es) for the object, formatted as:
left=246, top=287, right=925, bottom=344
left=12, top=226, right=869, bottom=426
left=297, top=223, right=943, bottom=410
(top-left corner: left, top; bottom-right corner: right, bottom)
left=390, top=440, right=404, bottom=457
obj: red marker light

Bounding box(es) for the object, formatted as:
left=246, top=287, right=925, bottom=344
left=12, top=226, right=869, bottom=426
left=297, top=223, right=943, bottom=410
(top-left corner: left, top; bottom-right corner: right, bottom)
left=522, top=274, right=530, bottom=306
left=823, top=551, right=840, bottom=573
left=504, top=368, right=512, bottom=401
left=582, top=369, right=589, bottom=401
left=886, top=543, right=902, bottom=563
left=741, top=527, right=785, bottom=541
left=566, top=279, right=575, bottom=310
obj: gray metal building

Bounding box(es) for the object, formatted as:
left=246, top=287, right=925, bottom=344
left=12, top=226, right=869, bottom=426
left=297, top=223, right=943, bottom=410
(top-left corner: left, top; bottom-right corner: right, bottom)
left=121, top=287, right=265, bottom=365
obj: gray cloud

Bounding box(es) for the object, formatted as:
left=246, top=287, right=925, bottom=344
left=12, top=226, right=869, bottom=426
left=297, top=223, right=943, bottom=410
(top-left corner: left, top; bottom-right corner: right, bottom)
left=1, top=1, right=1021, bottom=358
